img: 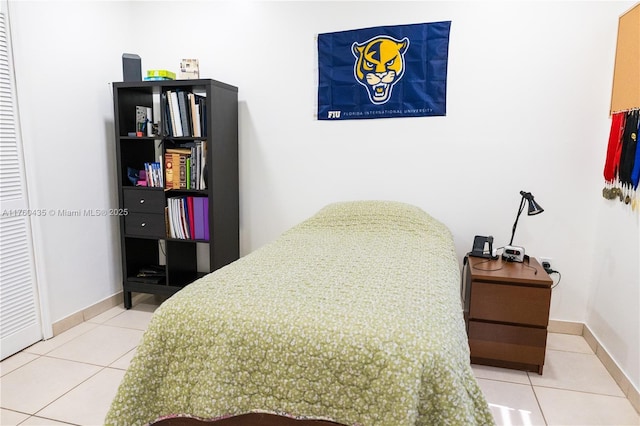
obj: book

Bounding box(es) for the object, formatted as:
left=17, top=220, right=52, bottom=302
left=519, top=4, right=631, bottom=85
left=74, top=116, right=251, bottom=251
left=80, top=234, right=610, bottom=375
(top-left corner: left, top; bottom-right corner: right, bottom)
left=165, top=148, right=191, bottom=154
left=200, top=98, right=207, bottom=136
left=164, top=153, right=174, bottom=189
left=174, top=198, right=183, bottom=239
left=187, top=196, right=195, bottom=238
left=179, top=197, right=190, bottom=239
left=168, top=90, right=183, bottom=137
left=186, top=157, right=191, bottom=189
left=177, top=90, right=191, bottom=137
left=171, top=153, right=180, bottom=188
left=179, top=154, right=187, bottom=189
left=162, top=93, right=173, bottom=136
left=144, top=76, right=173, bottom=81
left=174, top=198, right=184, bottom=239
left=153, top=162, right=162, bottom=187
left=195, top=142, right=202, bottom=190
left=199, top=141, right=207, bottom=189
left=188, top=93, right=201, bottom=137
left=166, top=148, right=190, bottom=189
left=157, top=155, right=164, bottom=187
left=147, top=69, right=176, bottom=80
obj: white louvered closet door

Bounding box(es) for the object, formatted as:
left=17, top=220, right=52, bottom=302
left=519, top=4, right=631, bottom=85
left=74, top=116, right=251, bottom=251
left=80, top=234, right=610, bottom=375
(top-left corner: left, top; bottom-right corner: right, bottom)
left=0, top=5, right=42, bottom=360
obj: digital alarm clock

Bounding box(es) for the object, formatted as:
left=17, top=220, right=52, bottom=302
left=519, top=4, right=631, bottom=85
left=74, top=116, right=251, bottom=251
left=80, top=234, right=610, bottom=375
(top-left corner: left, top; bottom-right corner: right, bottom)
left=502, top=245, right=525, bottom=262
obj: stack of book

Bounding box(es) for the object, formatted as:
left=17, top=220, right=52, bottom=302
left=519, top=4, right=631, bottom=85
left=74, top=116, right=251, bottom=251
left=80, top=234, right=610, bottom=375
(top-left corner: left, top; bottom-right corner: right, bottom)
left=166, top=196, right=209, bottom=240
left=164, top=141, right=207, bottom=190
left=143, top=161, right=164, bottom=187
left=162, top=89, right=206, bottom=138
left=145, top=69, right=176, bottom=81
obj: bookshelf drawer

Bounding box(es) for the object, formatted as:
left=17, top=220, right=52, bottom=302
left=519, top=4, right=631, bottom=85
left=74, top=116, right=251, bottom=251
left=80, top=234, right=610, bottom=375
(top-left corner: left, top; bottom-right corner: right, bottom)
left=123, top=188, right=165, bottom=213
left=125, top=213, right=165, bottom=238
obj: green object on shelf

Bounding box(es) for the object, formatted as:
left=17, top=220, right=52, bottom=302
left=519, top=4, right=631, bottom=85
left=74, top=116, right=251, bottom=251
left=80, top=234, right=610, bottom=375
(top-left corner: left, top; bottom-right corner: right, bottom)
left=146, top=69, right=176, bottom=80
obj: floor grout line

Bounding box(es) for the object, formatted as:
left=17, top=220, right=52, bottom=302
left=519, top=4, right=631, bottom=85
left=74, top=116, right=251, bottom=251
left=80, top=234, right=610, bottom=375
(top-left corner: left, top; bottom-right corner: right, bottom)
left=21, top=323, right=100, bottom=357
left=530, top=383, right=630, bottom=398
left=530, top=383, right=549, bottom=426
left=0, top=353, right=42, bottom=378
left=19, top=414, right=81, bottom=426
left=30, top=367, right=108, bottom=425
left=38, top=353, right=119, bottom=369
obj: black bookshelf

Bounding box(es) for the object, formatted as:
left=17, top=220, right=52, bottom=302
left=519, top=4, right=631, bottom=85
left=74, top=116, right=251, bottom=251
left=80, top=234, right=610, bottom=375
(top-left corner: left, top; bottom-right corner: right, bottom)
left=113, top=79, right=239, bottom=308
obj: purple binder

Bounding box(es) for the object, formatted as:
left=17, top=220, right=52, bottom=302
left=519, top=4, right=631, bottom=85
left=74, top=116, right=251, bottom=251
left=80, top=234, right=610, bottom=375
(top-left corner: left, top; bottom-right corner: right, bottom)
left=202, top=197, right=209, bottom=241
left=193, top=197, right=205, bottom=240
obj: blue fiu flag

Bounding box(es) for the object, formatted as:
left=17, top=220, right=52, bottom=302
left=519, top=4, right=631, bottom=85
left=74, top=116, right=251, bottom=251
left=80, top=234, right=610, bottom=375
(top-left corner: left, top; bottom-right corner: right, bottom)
left=317, top=21, right=451, bottom=120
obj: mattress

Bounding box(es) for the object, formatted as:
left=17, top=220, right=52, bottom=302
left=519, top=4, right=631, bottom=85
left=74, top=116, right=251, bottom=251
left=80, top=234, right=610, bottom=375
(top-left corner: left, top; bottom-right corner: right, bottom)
left=105, top=201, right=494, bottom=426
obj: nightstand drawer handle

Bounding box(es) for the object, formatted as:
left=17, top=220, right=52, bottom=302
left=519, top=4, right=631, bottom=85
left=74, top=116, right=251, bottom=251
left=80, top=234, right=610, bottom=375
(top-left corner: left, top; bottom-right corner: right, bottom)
left=141, top=222, right=146, bottom=227
left=139, top=199, right=145, bottom=204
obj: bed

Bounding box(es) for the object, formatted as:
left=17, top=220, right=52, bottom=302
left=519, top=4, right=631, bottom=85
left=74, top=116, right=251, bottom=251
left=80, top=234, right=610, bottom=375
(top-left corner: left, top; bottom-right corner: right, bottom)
left=105, top=201, right=494, bottom=426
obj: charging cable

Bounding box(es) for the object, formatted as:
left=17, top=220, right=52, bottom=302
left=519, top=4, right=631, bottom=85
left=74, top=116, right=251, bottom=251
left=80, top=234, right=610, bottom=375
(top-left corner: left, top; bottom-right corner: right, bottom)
left=542, top=261, right=562, bottom=288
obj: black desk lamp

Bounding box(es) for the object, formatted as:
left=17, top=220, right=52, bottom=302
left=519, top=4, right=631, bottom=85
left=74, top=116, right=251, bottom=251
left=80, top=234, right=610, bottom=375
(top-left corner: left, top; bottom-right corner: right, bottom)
left=502, top=191, right=544, bottom=262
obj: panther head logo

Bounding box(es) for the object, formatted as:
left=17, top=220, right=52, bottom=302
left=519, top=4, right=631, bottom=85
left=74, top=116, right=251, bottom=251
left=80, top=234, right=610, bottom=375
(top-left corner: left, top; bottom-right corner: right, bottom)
left=352, top=35, right=410, bottom=105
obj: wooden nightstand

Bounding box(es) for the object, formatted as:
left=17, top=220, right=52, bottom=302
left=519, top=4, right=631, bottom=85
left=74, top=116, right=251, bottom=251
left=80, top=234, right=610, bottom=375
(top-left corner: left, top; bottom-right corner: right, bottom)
left=463, top=256, right=553, bottom=374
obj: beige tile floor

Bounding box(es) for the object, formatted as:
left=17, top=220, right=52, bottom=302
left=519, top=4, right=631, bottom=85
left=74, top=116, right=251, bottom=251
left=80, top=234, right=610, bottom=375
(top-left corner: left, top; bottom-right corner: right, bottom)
left=1, top=297, right=639, bottom=426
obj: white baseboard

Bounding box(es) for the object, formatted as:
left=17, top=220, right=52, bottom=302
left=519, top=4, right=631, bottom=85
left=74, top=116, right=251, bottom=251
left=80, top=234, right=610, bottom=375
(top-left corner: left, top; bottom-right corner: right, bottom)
left=549, top=320, right=640, bottom=414
left=51, top=292, right=124, bottom=336
left=50, top=292, right=164, bottom=336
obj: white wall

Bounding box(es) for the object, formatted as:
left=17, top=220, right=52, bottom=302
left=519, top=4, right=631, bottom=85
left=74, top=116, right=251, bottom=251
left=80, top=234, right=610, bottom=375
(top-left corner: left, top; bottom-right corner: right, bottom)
left=7, top=1, right=135, bottom=322
left=8, top=0, right=638, bottom=390
left=588, top=203, right=639, bottom=389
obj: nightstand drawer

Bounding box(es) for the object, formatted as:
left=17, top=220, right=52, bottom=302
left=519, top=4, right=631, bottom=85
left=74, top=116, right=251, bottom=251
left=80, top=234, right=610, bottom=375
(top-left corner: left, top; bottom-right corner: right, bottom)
left=124, top=213, right=165, bottom=238
left=470, top=282, right=551, bottom=327
left=468, top=320, right=547, bottom=366
left=123, top=188, right=165, bottom=213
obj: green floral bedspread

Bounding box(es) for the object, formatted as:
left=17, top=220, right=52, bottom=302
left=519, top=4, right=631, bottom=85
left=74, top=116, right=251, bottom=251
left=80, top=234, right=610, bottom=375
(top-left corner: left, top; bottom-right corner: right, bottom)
left=106, top=201, right=494, bottom=426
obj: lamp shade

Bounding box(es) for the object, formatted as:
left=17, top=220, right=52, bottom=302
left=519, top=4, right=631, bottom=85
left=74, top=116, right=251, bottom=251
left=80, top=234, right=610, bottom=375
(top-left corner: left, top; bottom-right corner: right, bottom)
left=526, top=197, right=544, bottom=215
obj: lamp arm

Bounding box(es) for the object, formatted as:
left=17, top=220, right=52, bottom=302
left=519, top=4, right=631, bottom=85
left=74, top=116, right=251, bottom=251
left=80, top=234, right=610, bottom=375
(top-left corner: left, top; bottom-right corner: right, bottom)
left=509, top=196, right=526, bottom=245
